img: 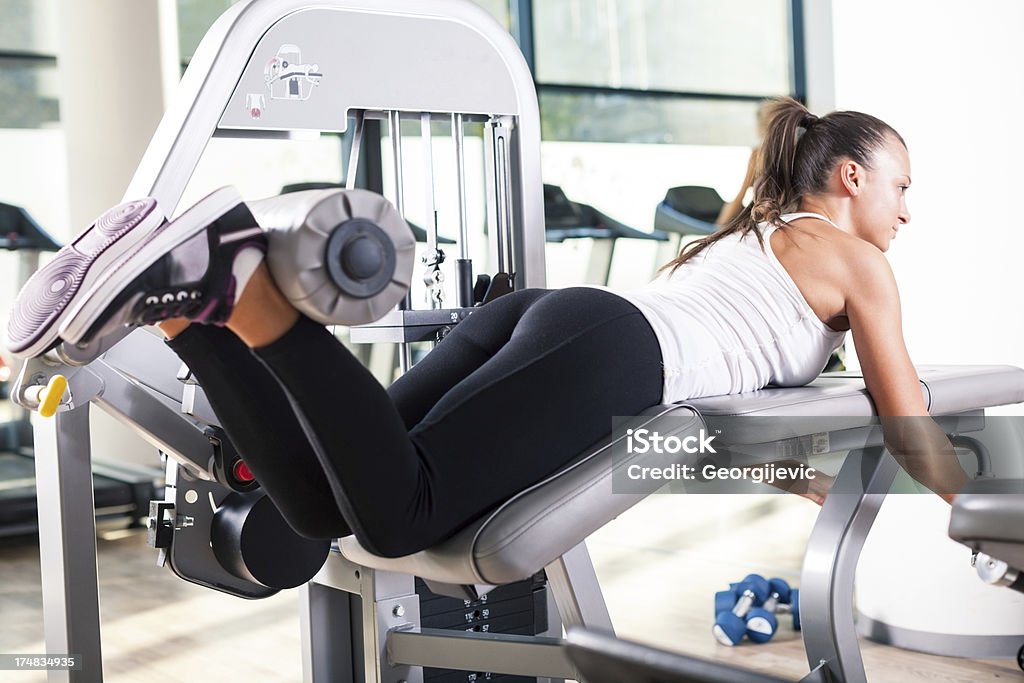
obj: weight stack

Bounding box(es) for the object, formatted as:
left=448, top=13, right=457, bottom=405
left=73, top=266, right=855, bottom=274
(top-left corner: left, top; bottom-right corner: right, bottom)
left=416, top=572, right=550, bottom=682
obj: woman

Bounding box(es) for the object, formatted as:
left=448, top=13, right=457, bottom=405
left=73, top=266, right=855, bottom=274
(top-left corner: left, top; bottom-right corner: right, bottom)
left=6, top=97, right=967, bottom=557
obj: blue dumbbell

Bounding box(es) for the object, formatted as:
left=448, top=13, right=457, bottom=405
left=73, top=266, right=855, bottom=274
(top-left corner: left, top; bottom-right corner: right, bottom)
left=716, top=575, right=761, bottom=616
left=714, top=588, right=738, bottom=617
left=713, top=574, right=770, bottom=646
left=764, top=586, right=799, bottom=631
left=746, top=581, right=801, bottom=642
left=745, top=577, right=791, bottom=643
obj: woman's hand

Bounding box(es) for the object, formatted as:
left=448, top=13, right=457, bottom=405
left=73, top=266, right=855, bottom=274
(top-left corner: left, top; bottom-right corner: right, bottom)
left=880, top=416, right=968, bottom=504
left=764, top=459, right=834, bottom=506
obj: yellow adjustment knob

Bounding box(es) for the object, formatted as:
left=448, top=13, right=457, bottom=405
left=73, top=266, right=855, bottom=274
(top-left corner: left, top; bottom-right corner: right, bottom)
left=38, top=374, right=68, bottom=418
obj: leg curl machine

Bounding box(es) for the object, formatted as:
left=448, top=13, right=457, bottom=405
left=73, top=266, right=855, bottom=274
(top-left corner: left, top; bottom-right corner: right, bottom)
left=12, top=2, right=1024, bottom=682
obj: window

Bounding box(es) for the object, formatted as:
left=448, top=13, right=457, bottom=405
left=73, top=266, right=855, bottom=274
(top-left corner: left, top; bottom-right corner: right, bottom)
left=530, top=0, right=800, bottom=145
left=176, top=0, right=510, bottom=68
left=534, top=0, right=791, bottom=95
left=176, top=0, right=238, bottom=66
left=473, top=0, right=511, bottom=28
left=518, top=0, right=804, bottom=288
left=0, top=0, right=60, bottom=128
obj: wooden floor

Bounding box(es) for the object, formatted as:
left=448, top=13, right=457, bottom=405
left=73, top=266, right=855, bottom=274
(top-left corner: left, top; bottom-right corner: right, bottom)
left=0, top=494, right=1020, bottom=682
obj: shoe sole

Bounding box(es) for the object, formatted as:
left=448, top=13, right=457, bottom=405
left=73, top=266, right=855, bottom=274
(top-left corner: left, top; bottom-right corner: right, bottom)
left=6, top=198, right=165, bottom=359
left=59, top=187, right=254, bottom=345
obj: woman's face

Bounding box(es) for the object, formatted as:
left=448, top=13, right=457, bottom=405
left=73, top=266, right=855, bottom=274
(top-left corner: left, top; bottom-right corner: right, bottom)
left=850, top=135, right=912, bottom=252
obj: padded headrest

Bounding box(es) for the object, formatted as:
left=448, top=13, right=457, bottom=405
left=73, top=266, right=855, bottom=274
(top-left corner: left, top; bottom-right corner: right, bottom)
left=949, top=483, right=1024, bottom=568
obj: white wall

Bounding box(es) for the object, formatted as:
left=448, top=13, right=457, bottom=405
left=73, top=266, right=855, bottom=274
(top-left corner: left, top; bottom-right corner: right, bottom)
left=56, top=0, right=179, bottom=226
left=830, top=0, right=1024, bottom=378
left=0, top=130, right=69, bottom=352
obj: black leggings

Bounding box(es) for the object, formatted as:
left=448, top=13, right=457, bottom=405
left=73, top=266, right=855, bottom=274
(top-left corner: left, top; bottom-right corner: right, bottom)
left=168, top=287, right=663, bottom=557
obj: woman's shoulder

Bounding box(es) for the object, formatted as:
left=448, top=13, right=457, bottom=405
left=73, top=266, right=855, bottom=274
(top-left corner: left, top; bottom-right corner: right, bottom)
left=815, top=231, right=896, bottom=303
left=779, top=217, right=885, bottom=271
left=770, top=218, right=895, bottom=317
left=831, top=231, right=892, bottom=278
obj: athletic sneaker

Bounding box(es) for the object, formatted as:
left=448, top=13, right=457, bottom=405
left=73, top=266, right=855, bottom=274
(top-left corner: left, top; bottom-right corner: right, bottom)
left=59, top=186, right=267, bottom=348
left=6, top=198, right=165, bottom=359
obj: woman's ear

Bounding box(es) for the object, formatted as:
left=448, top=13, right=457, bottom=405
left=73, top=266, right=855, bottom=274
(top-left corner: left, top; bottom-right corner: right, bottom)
left=838, top=160, right=862, bottom=197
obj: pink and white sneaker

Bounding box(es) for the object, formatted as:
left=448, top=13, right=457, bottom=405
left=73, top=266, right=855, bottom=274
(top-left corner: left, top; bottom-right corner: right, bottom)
left=6, top=198, right=165, bottom=359
left=59, top=187, right=267, bottom=348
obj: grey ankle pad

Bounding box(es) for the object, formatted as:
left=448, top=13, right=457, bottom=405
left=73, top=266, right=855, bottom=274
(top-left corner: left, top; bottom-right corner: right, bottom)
left=250, top=189, right=415, bottom=325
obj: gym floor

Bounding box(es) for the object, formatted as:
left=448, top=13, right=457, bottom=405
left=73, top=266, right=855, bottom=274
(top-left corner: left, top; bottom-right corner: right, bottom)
left=0, top=492, right=1018, bottom=682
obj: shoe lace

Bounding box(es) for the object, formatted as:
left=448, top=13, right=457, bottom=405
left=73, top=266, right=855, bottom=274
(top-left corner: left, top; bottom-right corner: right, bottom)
left=139, top=288, right=205, bottom=322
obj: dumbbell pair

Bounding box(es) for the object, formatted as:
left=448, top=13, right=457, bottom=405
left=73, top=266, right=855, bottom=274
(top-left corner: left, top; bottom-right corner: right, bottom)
left=713, top=574, right=800, bottom=646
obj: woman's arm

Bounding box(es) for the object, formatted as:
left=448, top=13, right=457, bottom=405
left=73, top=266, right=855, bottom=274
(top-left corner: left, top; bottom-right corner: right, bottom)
left=844, top=246, right=969, bottom=503
left=716, top=148, right=759, bottom=225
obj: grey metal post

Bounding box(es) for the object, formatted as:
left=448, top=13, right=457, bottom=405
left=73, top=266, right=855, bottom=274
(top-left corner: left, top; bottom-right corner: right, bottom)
left=33, top=405, right=104, bottom=683
left=300, top=581, right=359, bottom=683
left=543, top=542, right=614, bottom=632
left=452, top=113, right=469, bottom=260
left=800, top=446, right=899, bottom=683
left=387, top=629, right=574, bottom=679
left=484, top=116, right=515, bottom=279
left=304, top=552, right=422, bottom=683
left=389, top=109, right=413, bottom=372
left=345, top=109, right=365, bottom=191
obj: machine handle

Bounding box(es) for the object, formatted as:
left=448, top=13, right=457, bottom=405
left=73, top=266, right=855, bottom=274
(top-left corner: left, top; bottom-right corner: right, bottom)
left=27, top=374, right=68, bottom=417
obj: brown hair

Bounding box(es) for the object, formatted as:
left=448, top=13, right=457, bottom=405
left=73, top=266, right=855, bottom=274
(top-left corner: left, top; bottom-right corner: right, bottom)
left=661, top=97, right=905, bottom=272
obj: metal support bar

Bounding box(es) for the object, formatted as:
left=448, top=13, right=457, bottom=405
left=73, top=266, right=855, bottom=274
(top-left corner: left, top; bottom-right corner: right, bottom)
left=33, top=405, right=104, bottom=683
left=388, top=110, right=406, bottom=222
left=800, top=446, right=899, bottom=683
left=387, top=628, right=576, bottom=679
left=798, top=661, right=832, bottom=683
left=485, top=117, right=515, bottom=280
left=89, top=362, right=220, bottom=482
left=421, top=112, right=438, bottom=257
left=421, top=112, right=444, bottom=310
left=389, top=109, right=413, bottom=372
left=300, top=581, right=358, bottom=683
left=345, top=109, right=365, bottom=190
left=305, top=553, right=422, bottom=683
left=451, top=112, right=474, bottom=307
left=452, top=113, right=469, bottom=260
left=543, top=542, right=614, bottom=632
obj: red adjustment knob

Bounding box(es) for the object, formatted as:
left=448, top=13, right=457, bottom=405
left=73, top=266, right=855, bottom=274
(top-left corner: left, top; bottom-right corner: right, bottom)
left=232, top=460, right=256, bottom=484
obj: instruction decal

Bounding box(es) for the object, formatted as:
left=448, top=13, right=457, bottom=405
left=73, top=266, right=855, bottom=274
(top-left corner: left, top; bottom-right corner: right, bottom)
left=247, top=43, right=323, bottom=119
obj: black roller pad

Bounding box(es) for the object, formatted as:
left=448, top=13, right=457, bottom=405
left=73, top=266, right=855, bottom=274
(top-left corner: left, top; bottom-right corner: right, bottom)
left=211, top=491, right=330, bottom=589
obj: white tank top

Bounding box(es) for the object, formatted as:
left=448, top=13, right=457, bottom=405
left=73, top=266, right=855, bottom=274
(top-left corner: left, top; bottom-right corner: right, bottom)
left=616, top=212, right=847, bottom=402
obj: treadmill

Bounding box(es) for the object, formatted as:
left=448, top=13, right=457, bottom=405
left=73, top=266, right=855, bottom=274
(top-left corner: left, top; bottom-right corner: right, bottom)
left=544, top=184, right=668, bottom=285
left=653, top=185, right=724, bottom=237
